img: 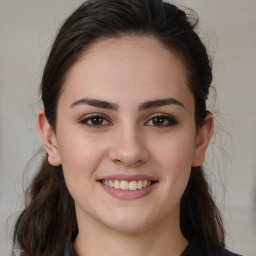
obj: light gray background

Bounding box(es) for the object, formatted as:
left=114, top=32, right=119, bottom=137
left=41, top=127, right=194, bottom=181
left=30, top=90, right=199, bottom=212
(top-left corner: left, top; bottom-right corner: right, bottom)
left=0, top=1, right=255, bottom=255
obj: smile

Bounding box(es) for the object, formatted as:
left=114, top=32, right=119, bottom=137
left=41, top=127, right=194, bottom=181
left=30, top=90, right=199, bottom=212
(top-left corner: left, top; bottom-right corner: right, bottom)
left=101, top=180, right=153, bottom=191
left=98, top=175, right=158, bottom=199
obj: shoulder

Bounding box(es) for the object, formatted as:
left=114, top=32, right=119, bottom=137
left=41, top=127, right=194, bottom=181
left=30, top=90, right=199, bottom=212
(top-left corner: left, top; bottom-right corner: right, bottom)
left=224, top=251, right=242, bottom=256
left=181, top=237, right=242, bottom=256
left=216, top=251, right=241, bottom=256
left=59, top=232, right=242, bottom=256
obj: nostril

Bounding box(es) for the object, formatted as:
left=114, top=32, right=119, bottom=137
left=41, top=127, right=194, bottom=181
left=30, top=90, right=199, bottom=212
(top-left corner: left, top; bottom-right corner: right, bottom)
left=108, top=136, right=150, bottom=167
left=109, top=149, right=149, bottom=165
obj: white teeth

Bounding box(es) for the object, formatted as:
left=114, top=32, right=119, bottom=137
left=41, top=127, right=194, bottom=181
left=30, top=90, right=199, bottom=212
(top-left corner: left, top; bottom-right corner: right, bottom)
left=109, top=180, right=114, bottom=188
left=142, top=180, right=148, bottom=188
left=129, top=181, right=137, bottom=191
left=137, top=180, right=142, bottom=190
left=114, top=180, right=120, bottom=189
left=120, top=180, right=129, bottom=190
left=102, top=179, right=153, bottom=191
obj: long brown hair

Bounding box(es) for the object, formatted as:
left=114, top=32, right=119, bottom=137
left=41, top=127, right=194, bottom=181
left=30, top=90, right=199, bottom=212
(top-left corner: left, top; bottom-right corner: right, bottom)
left=13, top=0, right=225, bottom=255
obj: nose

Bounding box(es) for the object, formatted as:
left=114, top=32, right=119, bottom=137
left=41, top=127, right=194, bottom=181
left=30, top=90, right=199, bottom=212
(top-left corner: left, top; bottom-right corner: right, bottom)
left=108, top=126, right=149, bottom=167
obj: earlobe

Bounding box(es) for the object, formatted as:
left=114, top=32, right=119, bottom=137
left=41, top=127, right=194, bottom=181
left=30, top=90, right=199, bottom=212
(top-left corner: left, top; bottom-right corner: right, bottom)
left=37, top=108, right=61, bottom=166
left=192, top=113, right=213, bottom=167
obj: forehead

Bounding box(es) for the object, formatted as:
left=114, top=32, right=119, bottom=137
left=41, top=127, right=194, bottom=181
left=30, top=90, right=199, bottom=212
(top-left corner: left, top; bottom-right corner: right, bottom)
left=60, top=36, right=194, bottom=110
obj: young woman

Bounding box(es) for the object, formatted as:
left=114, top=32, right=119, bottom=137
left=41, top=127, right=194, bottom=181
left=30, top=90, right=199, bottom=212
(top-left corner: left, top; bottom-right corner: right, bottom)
left=13, top=0, right=240, bottom=255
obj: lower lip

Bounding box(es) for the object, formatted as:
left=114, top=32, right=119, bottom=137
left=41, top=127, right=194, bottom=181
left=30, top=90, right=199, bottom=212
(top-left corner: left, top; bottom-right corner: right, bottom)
left=99, top=182, right=157, bottom=200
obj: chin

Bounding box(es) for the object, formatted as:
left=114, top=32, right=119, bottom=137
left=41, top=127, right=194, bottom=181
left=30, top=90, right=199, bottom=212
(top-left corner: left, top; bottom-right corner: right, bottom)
left=101, top=209, right=156, bottom=234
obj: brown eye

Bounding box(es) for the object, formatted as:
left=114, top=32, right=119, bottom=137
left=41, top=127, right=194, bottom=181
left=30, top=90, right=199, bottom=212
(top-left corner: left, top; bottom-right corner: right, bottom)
left=80, top=115, right=111, bottom=128
left=152, top=116, right=165, bottom=126
left=145, top=115, right=177, bottom=127
left=91, top=116, right=104, bottom=126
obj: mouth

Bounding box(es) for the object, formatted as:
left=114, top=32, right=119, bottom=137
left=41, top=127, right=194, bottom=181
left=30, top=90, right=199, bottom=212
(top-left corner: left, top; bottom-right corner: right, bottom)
left=100, top=179, right=157, bottom=191
left=98, top=174, right=158, bottom=199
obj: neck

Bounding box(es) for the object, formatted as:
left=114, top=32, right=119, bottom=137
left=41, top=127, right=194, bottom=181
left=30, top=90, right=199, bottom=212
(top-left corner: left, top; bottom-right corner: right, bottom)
left=74, top=208, right=188, bottom=256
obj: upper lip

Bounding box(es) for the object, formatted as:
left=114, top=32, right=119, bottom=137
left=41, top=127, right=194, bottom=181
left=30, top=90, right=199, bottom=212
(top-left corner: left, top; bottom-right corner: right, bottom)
left=98, top=174, right=158, bottom=182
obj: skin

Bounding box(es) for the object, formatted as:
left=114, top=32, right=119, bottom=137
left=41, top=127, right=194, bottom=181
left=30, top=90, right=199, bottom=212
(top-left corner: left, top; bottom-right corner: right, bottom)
left=38, top=36, right=213, bottom=256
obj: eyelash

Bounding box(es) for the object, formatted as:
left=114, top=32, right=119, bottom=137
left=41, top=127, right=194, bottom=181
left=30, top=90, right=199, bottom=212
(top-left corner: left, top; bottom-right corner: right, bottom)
left=80, top=114, right=111, bottom=128
left=79, top=114, right=177, bottom=129
left=144, top=114, right=178, bottom=127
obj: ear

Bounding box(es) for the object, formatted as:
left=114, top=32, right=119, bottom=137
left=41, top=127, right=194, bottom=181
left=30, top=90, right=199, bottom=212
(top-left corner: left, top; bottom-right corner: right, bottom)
left=37, top=108, right=61, bottom=166
left=192, top=113, right=213, bottom=167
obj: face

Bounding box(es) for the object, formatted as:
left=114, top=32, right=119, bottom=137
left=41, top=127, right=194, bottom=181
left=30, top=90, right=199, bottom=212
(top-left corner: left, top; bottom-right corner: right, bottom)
left=39, top=36, right=212, bottom=234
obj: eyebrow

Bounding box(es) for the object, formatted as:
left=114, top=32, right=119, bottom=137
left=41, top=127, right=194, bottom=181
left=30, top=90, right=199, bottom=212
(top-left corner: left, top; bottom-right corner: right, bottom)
left=69, top=97, right=184, bottom=111
left=69, top=98, right=118, bottom=110
left=139, top=98, right=184, bottom=111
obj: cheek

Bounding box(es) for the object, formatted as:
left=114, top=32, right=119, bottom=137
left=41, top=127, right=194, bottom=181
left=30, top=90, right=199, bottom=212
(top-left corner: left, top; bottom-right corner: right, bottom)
left=150, top=127, right=196, bottom=167
left=150, top=128, right=196, bottom=193
left=56, top=130, right=106, bottom=186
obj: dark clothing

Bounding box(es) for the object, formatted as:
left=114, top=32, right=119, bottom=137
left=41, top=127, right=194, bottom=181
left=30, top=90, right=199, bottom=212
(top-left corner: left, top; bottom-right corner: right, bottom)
left=60, top=229, right=241, bottom=256
left=60, top=229, right=78, bottom=256
left=180, top=237, right=241, bottom=256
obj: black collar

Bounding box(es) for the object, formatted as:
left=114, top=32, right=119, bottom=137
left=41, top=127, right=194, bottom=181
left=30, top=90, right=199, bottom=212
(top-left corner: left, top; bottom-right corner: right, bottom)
left=60, top=230, right=240, bottom=256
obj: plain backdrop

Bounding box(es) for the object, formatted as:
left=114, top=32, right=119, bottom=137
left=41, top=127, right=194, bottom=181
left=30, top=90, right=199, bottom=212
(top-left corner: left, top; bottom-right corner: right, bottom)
left=0, top=1, right=255, bottom=255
